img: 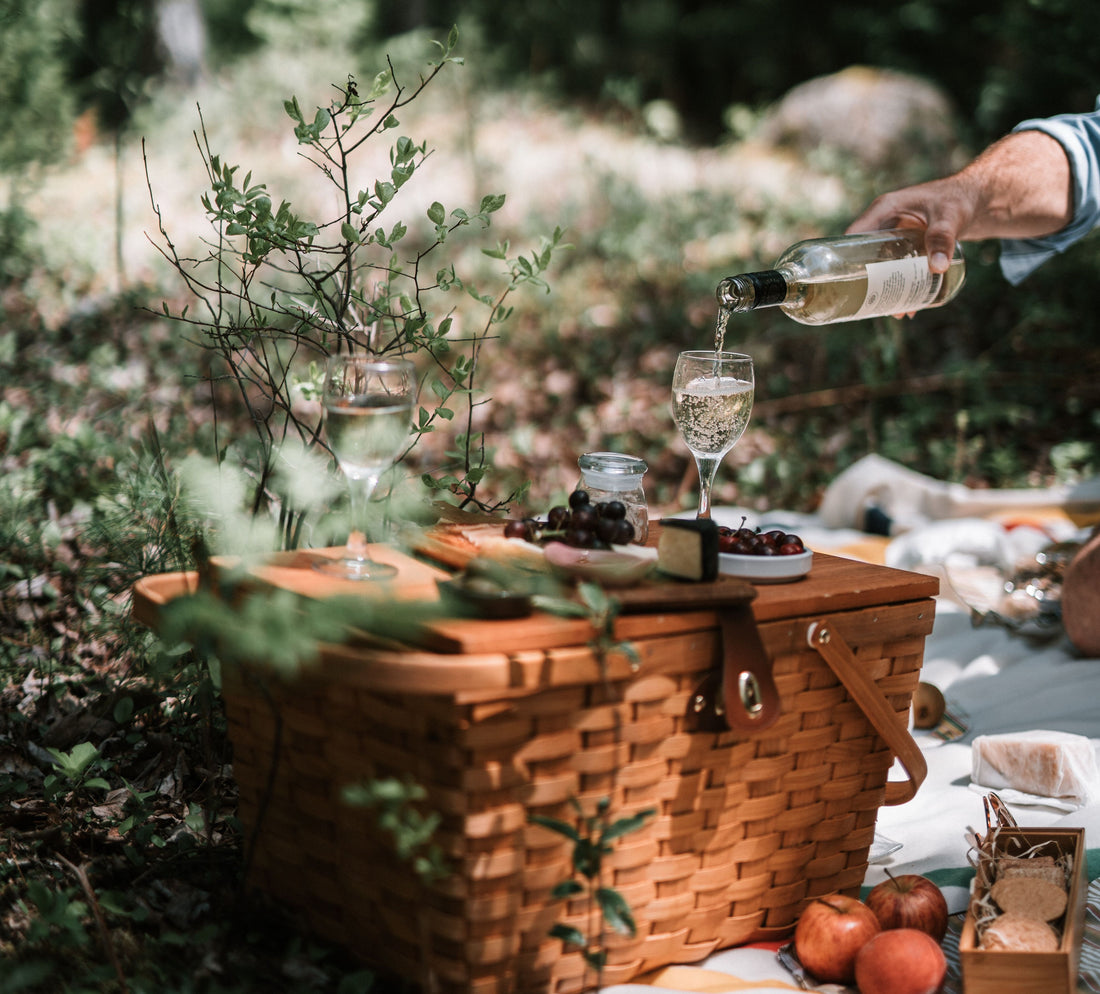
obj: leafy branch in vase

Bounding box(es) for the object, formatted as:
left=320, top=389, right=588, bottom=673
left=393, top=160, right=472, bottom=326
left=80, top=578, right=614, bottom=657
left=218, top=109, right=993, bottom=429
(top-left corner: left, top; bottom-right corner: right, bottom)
left=144, top=26, right=565, bottom=555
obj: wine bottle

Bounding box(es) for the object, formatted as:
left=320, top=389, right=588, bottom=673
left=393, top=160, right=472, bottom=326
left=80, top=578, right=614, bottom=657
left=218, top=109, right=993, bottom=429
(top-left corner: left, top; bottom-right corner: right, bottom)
left=716, top=228, right=965, bottom=326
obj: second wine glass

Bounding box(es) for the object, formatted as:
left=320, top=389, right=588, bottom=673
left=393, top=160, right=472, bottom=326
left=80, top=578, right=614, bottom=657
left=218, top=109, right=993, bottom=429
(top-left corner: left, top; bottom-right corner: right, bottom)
left=671, top=350, right=754, bottom=520
left=316, top=354, right=416, bottom=580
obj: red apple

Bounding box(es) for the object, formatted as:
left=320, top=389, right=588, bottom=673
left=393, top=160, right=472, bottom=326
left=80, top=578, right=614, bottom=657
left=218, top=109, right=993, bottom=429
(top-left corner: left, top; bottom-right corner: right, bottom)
left=793, top=893, right=881, bottom=984
left=855, top=927, right=947, bottom=994
left=865, top=870, right=949, bottom=942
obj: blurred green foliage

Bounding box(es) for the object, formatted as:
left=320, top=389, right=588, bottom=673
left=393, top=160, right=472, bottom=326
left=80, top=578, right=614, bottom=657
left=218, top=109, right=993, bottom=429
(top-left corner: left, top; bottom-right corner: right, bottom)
left=367, top=0, right=1100, bottom=144
left=0, top=0, right=75, bottom=172
left=5, top=0, right=1098, bottom=150
left=2, top=0, right=1098, bottom=514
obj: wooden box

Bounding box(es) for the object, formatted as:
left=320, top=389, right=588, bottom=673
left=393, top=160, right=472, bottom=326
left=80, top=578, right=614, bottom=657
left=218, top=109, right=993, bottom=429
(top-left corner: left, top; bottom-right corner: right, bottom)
left=132, top=544, right=937, bottom=993
left=959, top=827, right=1087, bottom=994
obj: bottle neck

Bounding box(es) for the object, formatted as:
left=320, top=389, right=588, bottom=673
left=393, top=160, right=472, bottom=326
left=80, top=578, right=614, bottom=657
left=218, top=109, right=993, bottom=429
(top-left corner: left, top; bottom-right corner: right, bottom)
left=716, top=271, right=788, bottom=312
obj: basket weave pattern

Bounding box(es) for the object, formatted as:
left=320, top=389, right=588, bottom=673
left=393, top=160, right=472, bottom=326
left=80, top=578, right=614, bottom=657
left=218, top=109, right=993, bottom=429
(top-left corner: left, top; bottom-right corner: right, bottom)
left=225, top=599, right=931, bottom=993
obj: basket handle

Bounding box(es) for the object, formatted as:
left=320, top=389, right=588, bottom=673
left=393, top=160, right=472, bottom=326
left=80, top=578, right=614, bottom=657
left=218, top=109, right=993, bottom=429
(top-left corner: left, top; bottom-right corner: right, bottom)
left=807, top=620, right=927, bottom=805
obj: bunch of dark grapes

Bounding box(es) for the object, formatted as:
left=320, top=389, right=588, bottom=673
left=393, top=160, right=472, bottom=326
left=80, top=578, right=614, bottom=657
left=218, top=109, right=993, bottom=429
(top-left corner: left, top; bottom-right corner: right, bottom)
left=717, top=523, right=806, bottom=557
left=503, top=489, right=635, bottom=549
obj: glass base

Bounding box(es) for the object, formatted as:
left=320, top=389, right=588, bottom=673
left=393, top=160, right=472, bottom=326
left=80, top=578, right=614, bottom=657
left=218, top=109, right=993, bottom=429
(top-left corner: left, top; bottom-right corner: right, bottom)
left=312, top=556, right=398, bottom=581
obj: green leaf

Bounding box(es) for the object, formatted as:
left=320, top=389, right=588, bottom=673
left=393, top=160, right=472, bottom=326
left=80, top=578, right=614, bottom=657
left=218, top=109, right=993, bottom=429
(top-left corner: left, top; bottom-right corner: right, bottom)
left=583, top=949, right=608, bottom=970
left=578, top=581, right=616, bottom=616
left=531, top=595, right=591, bottom=619
left=341, top=222, right=360, bottom=243
left=185, top=803, right=206, bottom=834
left=367, top=71, right=390, bottom=100
left=427, top=202, right=446, bottom=225
left=572, top=838, right=601, bottom=878
left=479, top=193, right=506, bottom=214
left=550, top=880, right=585, bottom=900
left=549, top=923, right=586, bottom=950
left=596, top=887, right=637, bottom=936
left=528, top=813, right=579, bottom=841
left=47, top=742, right=100, bottom=779
left=602, top=808, right=657, bottom=842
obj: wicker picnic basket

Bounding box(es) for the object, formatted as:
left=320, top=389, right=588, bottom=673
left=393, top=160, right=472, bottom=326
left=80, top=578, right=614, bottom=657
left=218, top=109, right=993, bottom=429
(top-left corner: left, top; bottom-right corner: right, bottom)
left=132, top=544, right=937, bottom=993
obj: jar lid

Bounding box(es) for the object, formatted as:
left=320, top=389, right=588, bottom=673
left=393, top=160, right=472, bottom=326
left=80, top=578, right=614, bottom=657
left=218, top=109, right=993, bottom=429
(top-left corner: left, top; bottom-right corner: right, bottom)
left=578, top=451, right=648, bottom=487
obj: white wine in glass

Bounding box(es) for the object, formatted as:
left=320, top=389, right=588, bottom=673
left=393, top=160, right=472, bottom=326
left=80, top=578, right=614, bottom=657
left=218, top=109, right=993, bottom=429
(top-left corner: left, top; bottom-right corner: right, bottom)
left=671, top=350, right=754, bottom=520
left=315, top=355, right=415, bottom=580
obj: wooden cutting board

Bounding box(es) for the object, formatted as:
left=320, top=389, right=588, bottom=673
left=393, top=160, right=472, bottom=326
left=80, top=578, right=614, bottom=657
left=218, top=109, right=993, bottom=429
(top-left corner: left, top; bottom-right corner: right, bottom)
left=194, top=537, right=938, bottom=656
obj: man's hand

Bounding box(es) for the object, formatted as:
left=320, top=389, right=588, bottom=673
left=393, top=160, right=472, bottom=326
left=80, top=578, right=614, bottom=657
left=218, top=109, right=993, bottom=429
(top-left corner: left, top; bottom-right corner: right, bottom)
left=846, top=129, right=1073, bottom=274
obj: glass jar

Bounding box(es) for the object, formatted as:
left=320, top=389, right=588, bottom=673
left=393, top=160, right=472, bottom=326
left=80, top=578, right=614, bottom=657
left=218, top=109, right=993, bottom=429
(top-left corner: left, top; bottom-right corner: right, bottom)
left=577, top=451, right=649, bottom=544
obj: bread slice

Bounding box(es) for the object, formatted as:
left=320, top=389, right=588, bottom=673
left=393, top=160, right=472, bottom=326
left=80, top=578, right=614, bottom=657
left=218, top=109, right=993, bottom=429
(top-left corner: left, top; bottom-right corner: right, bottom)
left=997, top=855, right=1065, bottom=888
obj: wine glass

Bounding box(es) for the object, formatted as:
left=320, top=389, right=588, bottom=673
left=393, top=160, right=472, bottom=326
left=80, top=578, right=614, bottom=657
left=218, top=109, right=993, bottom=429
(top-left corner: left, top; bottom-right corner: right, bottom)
left=671, top=350, right=754, bottom=520
left=315, top=355, right=416, bottom=580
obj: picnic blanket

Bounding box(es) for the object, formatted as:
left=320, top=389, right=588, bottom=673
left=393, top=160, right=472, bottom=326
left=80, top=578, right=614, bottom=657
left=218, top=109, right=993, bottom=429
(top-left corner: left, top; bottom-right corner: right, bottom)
left=602, top=457, right=1100, bottom=993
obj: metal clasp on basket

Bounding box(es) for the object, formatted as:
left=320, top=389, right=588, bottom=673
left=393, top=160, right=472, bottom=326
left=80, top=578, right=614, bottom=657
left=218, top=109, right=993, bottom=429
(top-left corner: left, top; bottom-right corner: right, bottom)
left=685, top=605, right=781, bottom=734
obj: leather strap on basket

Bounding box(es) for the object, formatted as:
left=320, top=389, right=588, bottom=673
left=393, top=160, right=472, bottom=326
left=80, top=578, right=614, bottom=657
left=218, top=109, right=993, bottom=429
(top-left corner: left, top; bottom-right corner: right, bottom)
left=807, top=619, right=927, bottom=806
left=687, top=603, right=781, bottom=734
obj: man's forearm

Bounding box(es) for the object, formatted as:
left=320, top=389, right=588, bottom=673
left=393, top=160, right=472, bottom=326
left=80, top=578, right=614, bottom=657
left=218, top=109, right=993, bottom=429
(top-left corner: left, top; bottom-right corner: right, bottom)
left=959, top=129, right=1074, bottom=241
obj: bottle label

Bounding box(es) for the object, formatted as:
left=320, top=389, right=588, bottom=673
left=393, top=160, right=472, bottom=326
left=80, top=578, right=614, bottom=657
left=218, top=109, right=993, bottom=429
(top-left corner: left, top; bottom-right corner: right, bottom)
left=853, top=257, right=943, bottom=319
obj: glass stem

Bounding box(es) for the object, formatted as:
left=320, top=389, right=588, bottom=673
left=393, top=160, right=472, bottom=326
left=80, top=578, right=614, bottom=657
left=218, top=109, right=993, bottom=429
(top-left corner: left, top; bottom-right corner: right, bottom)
left=345, top=473, right=379, bottom=561
left=694, top=455, right=720, bottom=520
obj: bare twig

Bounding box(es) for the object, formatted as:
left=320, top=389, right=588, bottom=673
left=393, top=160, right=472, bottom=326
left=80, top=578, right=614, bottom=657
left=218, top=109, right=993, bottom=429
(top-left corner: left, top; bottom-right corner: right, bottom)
left=55, top=853, right=130, bottom=993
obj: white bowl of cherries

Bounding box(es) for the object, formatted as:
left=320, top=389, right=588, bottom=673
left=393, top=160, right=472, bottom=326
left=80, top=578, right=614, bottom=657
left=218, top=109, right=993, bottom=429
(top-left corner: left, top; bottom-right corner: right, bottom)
left=717, top=524, right=812, bottom=583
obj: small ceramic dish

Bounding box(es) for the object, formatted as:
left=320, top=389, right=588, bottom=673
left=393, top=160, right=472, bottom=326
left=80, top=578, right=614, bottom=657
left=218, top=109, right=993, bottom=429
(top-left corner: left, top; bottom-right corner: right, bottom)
left=718, top=549, right=812, bottom=583
left=436, top=578, right=533, bottom=619
left=543, top=542, right=658, bottom=588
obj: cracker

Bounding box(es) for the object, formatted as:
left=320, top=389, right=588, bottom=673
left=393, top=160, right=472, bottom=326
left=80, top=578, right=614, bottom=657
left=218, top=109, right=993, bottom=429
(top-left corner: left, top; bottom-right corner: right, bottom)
left=980, top=912, right=1061, bottom=952
left=997, top=856, right=1065, bottom=888
left=990, top=876, right=1067, bottom=921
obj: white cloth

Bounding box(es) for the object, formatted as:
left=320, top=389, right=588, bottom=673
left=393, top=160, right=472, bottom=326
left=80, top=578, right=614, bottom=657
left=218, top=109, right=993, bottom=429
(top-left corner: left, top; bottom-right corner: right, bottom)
left=816, top=452, right=1100, bottom=533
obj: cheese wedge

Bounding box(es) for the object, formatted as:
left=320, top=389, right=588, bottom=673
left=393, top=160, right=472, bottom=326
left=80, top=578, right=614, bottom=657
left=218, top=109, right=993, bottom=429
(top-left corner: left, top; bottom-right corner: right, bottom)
left=971, top=729, right=1100, bottom=804
left=657, top=519, right=719, bottom=582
